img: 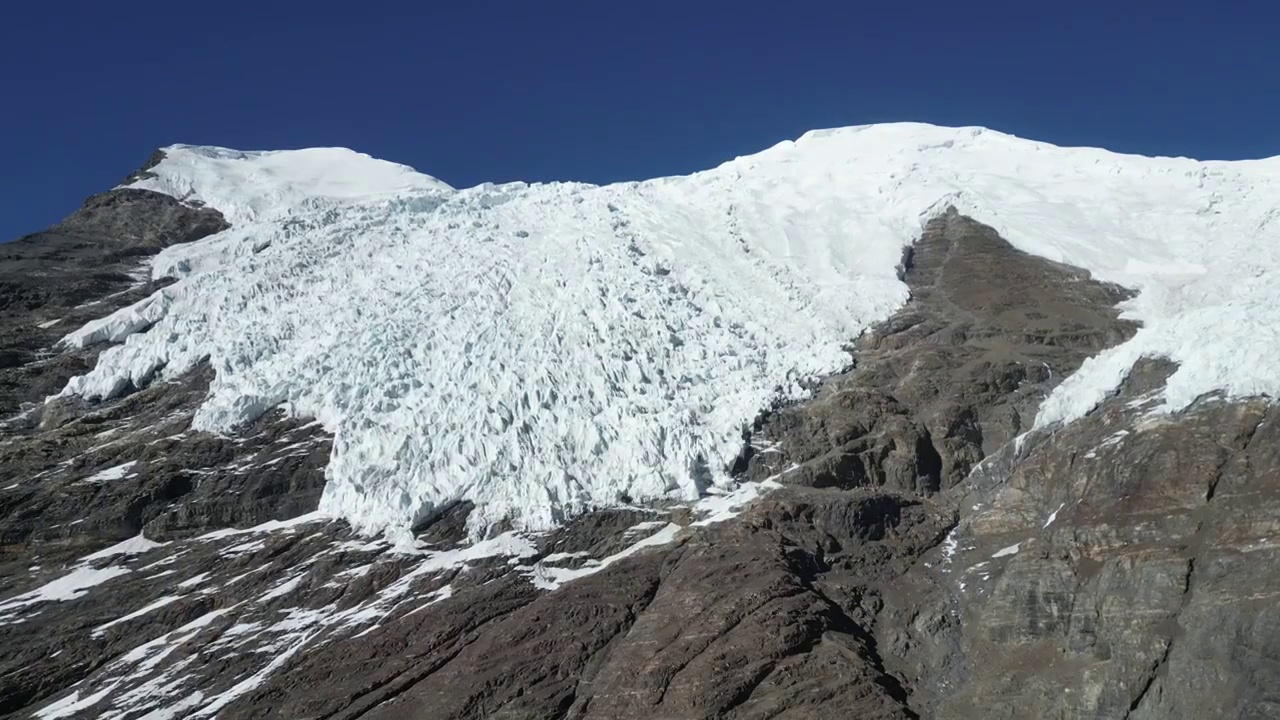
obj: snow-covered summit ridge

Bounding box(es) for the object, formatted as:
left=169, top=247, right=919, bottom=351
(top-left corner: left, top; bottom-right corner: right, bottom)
left=61, top=123, right=1280, bottom=536
left=130, top=144, right=455, bottom=224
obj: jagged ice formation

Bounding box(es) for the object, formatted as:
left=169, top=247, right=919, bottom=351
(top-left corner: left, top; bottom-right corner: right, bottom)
left=58, top=123, right=1280, bottom=535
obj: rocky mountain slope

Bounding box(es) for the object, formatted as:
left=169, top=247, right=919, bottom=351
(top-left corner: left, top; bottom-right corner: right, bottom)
left=3, top=127, right=1280, bottom=719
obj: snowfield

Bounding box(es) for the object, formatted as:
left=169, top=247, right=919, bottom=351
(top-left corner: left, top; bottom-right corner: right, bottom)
left=60, top=124, right=1280, bottom=536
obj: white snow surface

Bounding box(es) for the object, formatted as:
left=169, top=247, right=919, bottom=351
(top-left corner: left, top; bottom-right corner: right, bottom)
left=58, top=124, right=1280, bottom=536
left=1043, top=502, right=1067, bottom=529
left=83, top=461, right=138, bottom=483
left=992, top=543, right=1022, bottom=559
left=2, top=565, right=132, bottom=605
left=527, top=522, right=682, bottom=590
left=84, top=534, right=165, bottom=560
left=92, top=595, right=184, bottom=637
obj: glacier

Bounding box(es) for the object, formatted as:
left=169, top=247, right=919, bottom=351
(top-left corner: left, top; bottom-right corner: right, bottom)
left=58, top=124, right=1280, bottom=536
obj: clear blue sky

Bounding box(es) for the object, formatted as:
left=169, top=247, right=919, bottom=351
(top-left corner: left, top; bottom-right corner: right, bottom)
left=2, top=0, right=1274, bottom=238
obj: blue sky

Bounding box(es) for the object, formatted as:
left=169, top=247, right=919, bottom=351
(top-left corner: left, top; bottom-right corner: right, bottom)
left=2, top=0, right=1274, bottom=238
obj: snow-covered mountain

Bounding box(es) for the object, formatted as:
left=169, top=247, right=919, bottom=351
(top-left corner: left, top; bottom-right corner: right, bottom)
left=59, top=123, right=1280, bottom=538
left=9, top=123, right=1280, bottom=719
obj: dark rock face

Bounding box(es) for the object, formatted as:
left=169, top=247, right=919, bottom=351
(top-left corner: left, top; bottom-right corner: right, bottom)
left=740, top=207, right=1136, bottom=496
left=904, top=361, right=1280, bottom=720
left=0, top=172, right=1273, bottom=720
left=0, top=175, right=319, bottom=580
left=0, top=365, right=331, bottom=581
left=0, top=183, right=229, bottom=417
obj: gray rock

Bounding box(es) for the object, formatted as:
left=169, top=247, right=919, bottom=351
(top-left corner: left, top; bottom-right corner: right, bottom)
left=0, top=173, right=228, bottom=418
left=910, top=363, right=1280, bottom=720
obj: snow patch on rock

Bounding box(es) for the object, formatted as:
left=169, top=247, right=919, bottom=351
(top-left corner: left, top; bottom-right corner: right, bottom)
left=86, top=534, right=166, bottom=560
left=992, top=543, right=1022, bottom=559
left=526, top=522, right=682, bottom=591
left=1043, top=502, right=1067, bottom=529
left=92, top=595, right=185, bottom=637
left=1, top=534, right=166, bottom=626
left=0, top=566, right=132, bottom=616
left=83, top=461, right=138, bottom=484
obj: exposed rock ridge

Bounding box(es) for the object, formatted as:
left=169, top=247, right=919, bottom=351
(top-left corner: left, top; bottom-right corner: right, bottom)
left=1, top=175, right=229, bottom=418
left=913, top=357, right=1280, bottom=719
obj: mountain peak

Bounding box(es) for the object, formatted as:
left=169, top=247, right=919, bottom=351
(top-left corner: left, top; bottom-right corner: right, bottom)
left=124, top=143, right=454, bottom=224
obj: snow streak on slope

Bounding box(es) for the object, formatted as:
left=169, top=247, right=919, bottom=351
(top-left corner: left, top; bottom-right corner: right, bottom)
left=62, top=125, right=1280, bottom=535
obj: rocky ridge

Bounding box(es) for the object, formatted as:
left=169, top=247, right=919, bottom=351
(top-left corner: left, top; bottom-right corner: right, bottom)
left=0, top=155, right=1275, bottom=719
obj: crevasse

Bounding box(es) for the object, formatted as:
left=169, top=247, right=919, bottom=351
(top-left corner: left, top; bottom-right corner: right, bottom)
left=59, top=124, right=1280, bottom=536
